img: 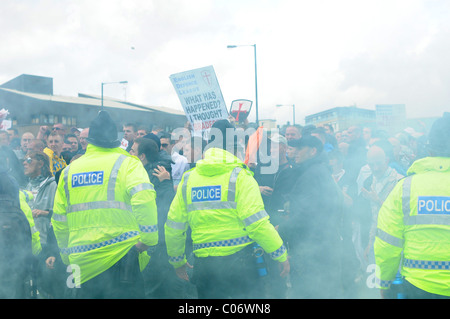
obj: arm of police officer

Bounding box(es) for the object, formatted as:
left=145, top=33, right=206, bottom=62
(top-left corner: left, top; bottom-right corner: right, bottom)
left=235, top=169, right=289, bottom=276
left=51, top=167, right=71, bottom=265
left=19, top=191, right=42, bottom=256
left=124, top=157, right=159, bottom=251
left=165, top=172, right=190, bottom=278
left=374, top=181, right=405, bottom=298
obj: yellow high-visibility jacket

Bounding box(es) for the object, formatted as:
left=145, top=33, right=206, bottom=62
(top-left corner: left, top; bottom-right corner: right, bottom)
left=374, top=157, right=450, bottom=296
left=165, top=147, right=287, bottom=269
left=19, top=190, right=42, bottom=256
left=52, top=144, right=158, bottom=284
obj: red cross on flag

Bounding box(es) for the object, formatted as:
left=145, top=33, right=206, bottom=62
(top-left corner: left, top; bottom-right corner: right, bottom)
left=230, top=99, right=252, bottom=123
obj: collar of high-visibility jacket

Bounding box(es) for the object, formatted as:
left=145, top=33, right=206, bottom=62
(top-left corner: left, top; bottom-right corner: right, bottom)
left=195, top=147, right=247, bottom=176
left=407, top=157, right=450, bottom=175
left=85, top=143, right=137, bottom=159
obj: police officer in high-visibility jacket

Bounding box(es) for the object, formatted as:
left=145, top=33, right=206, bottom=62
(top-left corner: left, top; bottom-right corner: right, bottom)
left=374, top=112, right=450, bottom=299
left=52, top=111, right=158, bottom=299
left=165, top=120, right=290, bottom=299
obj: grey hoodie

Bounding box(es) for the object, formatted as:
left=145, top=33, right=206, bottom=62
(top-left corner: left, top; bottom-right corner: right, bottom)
left=25, top=175, right=57, bottom=245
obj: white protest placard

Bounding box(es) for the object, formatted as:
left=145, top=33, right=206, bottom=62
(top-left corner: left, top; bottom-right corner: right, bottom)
left=120, top=138, right=128, bottom=150
left=169, top=65, right=228, bottom=132
left=0, top=120, right=11, bottom=131
left=0, top=108, right=10, bottom=131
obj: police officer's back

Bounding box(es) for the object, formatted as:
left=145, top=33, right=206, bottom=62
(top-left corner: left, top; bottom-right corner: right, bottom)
left=52, top=111, right=158, bottom=298
left=165, top=120, right=290, bottom=299
left=374, top=112, right=450, bottom=298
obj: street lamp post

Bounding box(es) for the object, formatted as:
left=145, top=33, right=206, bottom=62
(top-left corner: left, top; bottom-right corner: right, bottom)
left=101, top=81, right=128, bottom=111
left=276, top=104, right=296, bottom=125
left=227, top=44, right=259, bottom=126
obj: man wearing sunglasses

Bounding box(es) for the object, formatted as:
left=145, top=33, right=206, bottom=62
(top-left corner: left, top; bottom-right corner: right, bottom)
left=52, top=124, right=66, bottom=137
left=23, top=152, right=56, bottom=252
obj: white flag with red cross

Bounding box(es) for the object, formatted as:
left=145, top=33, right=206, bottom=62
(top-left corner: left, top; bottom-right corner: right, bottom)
left=230, top=99, right=252, bottom=123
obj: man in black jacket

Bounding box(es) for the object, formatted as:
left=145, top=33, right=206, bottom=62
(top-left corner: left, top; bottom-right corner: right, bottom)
left=0, top=147, right=33, bottom=298
left=283, top=135, right=344, bottom=298
left=130, top=137, right=174, bottom=242
left=130, top=137, right=192, bottom=298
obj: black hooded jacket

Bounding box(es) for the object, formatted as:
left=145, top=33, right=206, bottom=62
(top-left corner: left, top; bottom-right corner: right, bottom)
left=283, top=152, right=343, bottom=245
left=143, top=158, right=175, bottom=244
left=280, top=152, right=344, bottom=297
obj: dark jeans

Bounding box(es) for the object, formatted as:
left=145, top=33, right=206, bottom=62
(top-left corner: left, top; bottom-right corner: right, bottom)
left=143, top=245, right=197, bottom=299
left=192, top=245, right=265, bottom=299
left=288, top=249, right=343, bottom=299
left=402, top=279, right=450, bottom=299
left=36, top=255, right=68, bottom=299
left=71, top=247, right=145, bottom=299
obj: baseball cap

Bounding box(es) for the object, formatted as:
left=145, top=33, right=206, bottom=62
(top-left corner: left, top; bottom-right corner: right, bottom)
left=288, top=135, right=323, bottom=154
left=269, top=133, right=287, bottom=145
left=404, top=127, right=423, bottom=139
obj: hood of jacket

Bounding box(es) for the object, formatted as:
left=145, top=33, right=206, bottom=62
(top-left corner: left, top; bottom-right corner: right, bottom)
left=195, top=147, right=248, bottom=177
left=86, top=143, right=135, bottom=158
left=407, top=156, right=450, bottom=175
left=29, top=175, right=55, bottom=189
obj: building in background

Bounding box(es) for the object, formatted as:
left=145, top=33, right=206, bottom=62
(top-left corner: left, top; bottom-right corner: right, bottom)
left=0, top=74, right=187, bottom=136
left=259, top=119, right=277, bottom=129
left=305, top=106, right=376, bottom=133
left=303, top=103, right=440, bottom=137
left=375, top=104, right=407, bottom=135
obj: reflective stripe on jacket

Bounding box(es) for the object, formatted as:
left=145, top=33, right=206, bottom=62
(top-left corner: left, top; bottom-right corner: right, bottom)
left=374, top=157, right=450, bottom=296
left=51, top=144, right=158, bottom=284
left=165, top=147, right=287, bottom=269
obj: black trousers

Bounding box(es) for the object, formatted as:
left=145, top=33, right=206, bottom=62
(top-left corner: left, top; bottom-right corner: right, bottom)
left=71, top=247, right=145, bottom=299
left=192, top=245, right=265, bottom=299
left=401, top=279, right=450, bottom=299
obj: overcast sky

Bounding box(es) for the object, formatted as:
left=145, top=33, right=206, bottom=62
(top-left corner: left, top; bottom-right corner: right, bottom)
left=1, top=0, right=449, bottom=125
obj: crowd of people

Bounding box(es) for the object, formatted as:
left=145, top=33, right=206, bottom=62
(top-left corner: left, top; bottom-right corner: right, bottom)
left=0, top=111, right=446, bottom=299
